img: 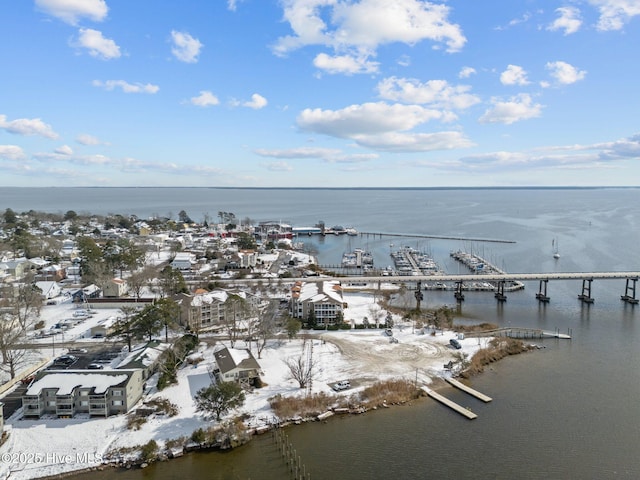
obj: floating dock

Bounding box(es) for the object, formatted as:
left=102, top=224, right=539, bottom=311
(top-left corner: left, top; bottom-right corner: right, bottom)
left=445, top=378, right=492, bottom=403
left=422, top=387, right=478, bottom=420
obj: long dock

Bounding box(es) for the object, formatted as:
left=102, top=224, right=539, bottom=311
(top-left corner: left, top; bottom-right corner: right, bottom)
left=421, top=387, right=478, bottom=420
left=445, top=378, right=492, bottom=402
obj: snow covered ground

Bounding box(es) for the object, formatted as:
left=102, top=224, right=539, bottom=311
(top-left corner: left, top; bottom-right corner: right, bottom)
left=0, top=292, right=482, bottom=479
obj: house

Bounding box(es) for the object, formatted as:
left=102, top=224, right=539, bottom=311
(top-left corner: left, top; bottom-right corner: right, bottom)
left=237, top=249, right=258, bottom=269
left=171, top=252, right=196, bottom=271
left=117, top=341, right=171, bottom=380
left=21, top=369, right=144, bottom=418
left=35, top=281, right=62, bottom=300
left=35, top=264, right=66, bottom=282
left=290, top=280, right=345, bottom=326
left=212, top=347, right=262, bottom=388
left=102, top=278, right=128, bottom=298
left=1, top=258, right=31, bottom=280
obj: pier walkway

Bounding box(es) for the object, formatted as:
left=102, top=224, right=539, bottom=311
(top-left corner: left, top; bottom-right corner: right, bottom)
left=463, top=327, right=571, bottom=339
left=422, top=387, right=478, bottom=420
left=445, top=378, right=493, bottom=402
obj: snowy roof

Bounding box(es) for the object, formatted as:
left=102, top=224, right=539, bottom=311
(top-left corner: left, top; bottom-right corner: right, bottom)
left=294, top=280, right=343, bottom=304
left=26, top=371, right=130, bottom=396
left=214, top=347, right=260, bottom=374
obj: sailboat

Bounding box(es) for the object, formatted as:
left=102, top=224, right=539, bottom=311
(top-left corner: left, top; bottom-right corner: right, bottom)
left=552, top=238, right=560, bottom=259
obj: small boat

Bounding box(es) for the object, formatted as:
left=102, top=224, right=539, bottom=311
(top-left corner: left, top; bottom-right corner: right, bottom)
left=552, top=238, right=560, bottom=259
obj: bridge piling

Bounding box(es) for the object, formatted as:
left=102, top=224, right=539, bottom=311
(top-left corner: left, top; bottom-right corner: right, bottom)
left=621, top=277, right=639, bottom=305
left=536, top=279, right=550, bottom=303
left=578, top=278, right=594, bottom=304
left=494, top=280, right=507, bottom=302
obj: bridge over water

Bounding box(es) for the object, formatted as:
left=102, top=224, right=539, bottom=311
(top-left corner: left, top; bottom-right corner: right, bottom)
left=219, top=271, right=640, bottom=305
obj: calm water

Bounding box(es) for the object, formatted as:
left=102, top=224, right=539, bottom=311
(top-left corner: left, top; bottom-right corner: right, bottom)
left=2, top=187, right=640, bottom=479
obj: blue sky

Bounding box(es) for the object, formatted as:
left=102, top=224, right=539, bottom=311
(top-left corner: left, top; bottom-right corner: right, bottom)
left=1, top=0, right=639, bottom=187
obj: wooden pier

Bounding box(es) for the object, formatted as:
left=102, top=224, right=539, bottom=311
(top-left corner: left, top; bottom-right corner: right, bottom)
left=463, top=327, right=571, bottom=340
left=445, top=378, right=492, bottom=403
left=422, top=387, right=478, bottom=419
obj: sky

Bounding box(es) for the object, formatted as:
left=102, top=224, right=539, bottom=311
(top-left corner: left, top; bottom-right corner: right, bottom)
left=0, top=0, right=639, bottom=188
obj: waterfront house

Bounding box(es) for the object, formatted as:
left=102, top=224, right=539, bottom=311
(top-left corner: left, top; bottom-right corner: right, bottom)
left=290, top=280, right=345, bottom=326
left=211, top=347, right=262, bottom=388
left=22, top=369, right=144, bottom=418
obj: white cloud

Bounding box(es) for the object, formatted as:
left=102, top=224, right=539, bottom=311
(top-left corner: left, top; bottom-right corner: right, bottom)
left=0, top=145, right=26, bottom=161
left=547, top=7, right=582, bottom=35
left=377, top=77, right=480, bottom=110
left=0, top=114, right=59, bottom=139
left=35, top=0, right=108, bottom=25
left=297, top=102, right=473, bottom=152
left=55, top=145, right=73, bottom=155
left=92, top=80, right=160, bottom=94
left=353, top=131, right=474, bottom=152
left=546, top=61, right=587, bottom=85
left=458, top=66, right=476, bottom=79
left=313, top=53, right=379, bottom=75
left=170, top=31, right=203, bottom=63
left=76, top=134, right=104, bottom=145
left=273, top=0, right=466, bottom=73
left=227, top=0, right=244, bottom=11
left=479, top=94, right=543, bottom=124
left=243, top=94, right=268, bottom=109
left=298, top=102, right=444, bottom=137
left=500, top=65, right=529, bottom=86
left=190, top=91, right=220, bottom=107
left=263, top=161, right=294, bottom=171
left=255, top=147, right=379, bottom=163
left=74, top=28, right=121, bottom=60
left=588, top=0, right=640, bottom=31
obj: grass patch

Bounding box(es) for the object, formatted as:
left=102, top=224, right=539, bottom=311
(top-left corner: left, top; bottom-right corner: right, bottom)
left=269, top=379, right=422, bottom=420
left=460, top=338, right=533, bottom=378
left=359, top=379, right=422, bottom=407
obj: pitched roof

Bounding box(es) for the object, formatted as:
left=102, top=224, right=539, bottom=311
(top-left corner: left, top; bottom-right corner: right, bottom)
left=214, top=347, right=260, bottom=374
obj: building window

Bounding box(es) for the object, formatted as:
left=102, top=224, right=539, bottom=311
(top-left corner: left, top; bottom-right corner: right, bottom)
left=112, top=400, right=123, bottom=406
left=112, top=390, right=123, bottom=396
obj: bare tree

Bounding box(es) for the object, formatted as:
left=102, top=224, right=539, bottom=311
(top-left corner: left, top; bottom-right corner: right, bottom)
left=223, top=294, right=250, bottom=348
left=0, top=313, right=28, bottom=379
left=128, top=265, right=156, bottom=300
left=284, top=345, right=317, bottom=389
left=254, top=300, right=277, bottom=359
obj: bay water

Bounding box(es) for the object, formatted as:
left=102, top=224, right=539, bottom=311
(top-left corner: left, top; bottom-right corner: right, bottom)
left=2, top=187, right=639, bottom=479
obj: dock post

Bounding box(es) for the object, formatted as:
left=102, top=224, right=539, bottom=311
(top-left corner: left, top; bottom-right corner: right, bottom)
left=535, top=279, right=550, bottom=302
left=578, top=278, right=594, bottom=304
left=454, top=281, right=464, bottom=302
left=621, top=277, right=639, bottom=304
left=494, top=280, right=507, bottom=302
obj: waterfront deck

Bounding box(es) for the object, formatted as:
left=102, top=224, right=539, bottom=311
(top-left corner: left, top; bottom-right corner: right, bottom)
left=422, top=387, right=478, bottom=420
left=445, top=378, right=493, bottom=402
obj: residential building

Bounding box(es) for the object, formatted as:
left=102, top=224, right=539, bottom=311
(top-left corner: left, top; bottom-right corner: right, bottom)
left=35, top=281, right=62, bottom=300
left=21, top=369, right=144, bottom=418
left=290, top=280, right=345, bottom=325
left=102, top=278, right=128, bottom=298
left=212, top=347, right=262, bottom=388
left=171, top=252, right=196, bottom=271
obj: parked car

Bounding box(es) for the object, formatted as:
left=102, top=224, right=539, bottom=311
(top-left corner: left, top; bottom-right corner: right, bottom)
left=333, top=380, right=351, bottom=391
left=68, top=348, right=88, bottom=354
left=449, top=338, right=462, bottom=349
left=54, top=355, right=78, bottom=366
left=87, top=363, right=104, bottom=370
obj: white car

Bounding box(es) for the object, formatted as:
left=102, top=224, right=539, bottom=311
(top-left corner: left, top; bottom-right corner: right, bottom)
left=333, top=380, right=351, bottom=391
